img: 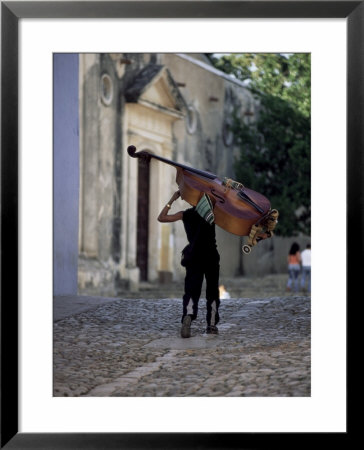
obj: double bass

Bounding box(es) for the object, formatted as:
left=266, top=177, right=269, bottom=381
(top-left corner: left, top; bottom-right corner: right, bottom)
left=127, top=145, right=278, bottom=253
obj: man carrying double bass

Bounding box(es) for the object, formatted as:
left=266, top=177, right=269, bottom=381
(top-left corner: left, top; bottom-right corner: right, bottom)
left=128, top=145, right=277, bottom=338
left=158, top=190, right=220, bottom=338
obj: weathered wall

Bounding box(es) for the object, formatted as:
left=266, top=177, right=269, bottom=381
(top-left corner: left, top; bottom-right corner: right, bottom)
left=53, top=54, right=79, bottom=295
left=161, top=53, right=257, bottom=281
left=77, top=53, right=310, bottom=294
left=78, top=53, right=123, bottom=294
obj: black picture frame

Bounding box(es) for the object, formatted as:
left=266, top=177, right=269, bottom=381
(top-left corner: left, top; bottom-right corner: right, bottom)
left=1, top=1, right=358, bottom=448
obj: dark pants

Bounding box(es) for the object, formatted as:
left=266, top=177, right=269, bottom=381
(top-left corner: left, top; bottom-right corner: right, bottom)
left=181, top=255, right=220, bottom=326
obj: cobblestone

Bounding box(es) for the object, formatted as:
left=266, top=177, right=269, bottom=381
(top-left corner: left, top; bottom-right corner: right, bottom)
left=54, top=277, right=310, bottom=397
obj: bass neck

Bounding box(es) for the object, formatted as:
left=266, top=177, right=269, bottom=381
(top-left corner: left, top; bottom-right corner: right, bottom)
left=134, top=147, right=217, bottom=180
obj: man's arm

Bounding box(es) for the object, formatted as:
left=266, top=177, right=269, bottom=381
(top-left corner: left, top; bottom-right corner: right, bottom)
left=158, top=191, right=184, bottom=223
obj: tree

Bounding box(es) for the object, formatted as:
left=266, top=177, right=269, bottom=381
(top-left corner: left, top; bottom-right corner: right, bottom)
left=210, top=53, right=311, bottom=236
left=209, top=53, right=310, bottom=118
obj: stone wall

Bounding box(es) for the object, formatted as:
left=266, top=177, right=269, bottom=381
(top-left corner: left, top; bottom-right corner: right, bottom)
left=77, top=53, right=310, bottom=294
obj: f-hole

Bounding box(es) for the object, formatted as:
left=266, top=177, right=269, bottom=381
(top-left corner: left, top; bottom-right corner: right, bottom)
left=137, top=157, right=150, bottom=281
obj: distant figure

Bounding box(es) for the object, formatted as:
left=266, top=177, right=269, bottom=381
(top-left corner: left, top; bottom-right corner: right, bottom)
left=286, top=242, right=301, bottom=293
left=300, top=244, right=311, bottom=293
left=219, top=285, right=231, bottom=299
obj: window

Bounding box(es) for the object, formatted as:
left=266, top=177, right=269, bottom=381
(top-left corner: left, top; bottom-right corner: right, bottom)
left=100, top=73, right=113, bottom=106
left=186, top=105, right=198, bottom=134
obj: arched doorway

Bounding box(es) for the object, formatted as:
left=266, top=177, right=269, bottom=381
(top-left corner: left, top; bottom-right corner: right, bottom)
left=123, top=64, right=185, bottom=287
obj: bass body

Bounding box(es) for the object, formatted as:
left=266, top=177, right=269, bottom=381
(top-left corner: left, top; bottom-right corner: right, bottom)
left=127, top=145, right=272, bottom=237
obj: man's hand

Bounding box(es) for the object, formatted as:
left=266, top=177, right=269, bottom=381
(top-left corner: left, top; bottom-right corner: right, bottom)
left=157, top=190, right=183, bottom=223
left=256, top=232, right=269, bottom=242
left=169, top=190, right=180, bottom=203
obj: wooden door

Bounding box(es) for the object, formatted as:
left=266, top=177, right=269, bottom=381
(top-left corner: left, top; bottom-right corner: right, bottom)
left=137, top=158, right=150, bottom=281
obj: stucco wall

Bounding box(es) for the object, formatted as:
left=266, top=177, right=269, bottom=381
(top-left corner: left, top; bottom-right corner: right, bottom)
left=53, top=54, right=79, bottom=295
left=77, top=53, right=310, bottom=294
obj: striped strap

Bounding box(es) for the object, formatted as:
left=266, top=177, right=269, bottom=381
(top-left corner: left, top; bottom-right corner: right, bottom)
left=196, top=193, right=215, bottom=225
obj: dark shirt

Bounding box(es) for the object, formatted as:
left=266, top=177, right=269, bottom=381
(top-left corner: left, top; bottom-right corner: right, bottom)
left=182, top=208, right=219, bottom=260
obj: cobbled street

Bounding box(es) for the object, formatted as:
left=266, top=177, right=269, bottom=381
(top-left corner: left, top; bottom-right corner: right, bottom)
left=53, top=275, right=310, bottom=397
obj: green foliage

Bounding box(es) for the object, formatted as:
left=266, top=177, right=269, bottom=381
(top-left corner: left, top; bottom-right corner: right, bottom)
left=210, top=53, right=311, bottom=117
left=233, top=94, right=310, bottom=236
left=210, top=53, right=311, bottom=236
